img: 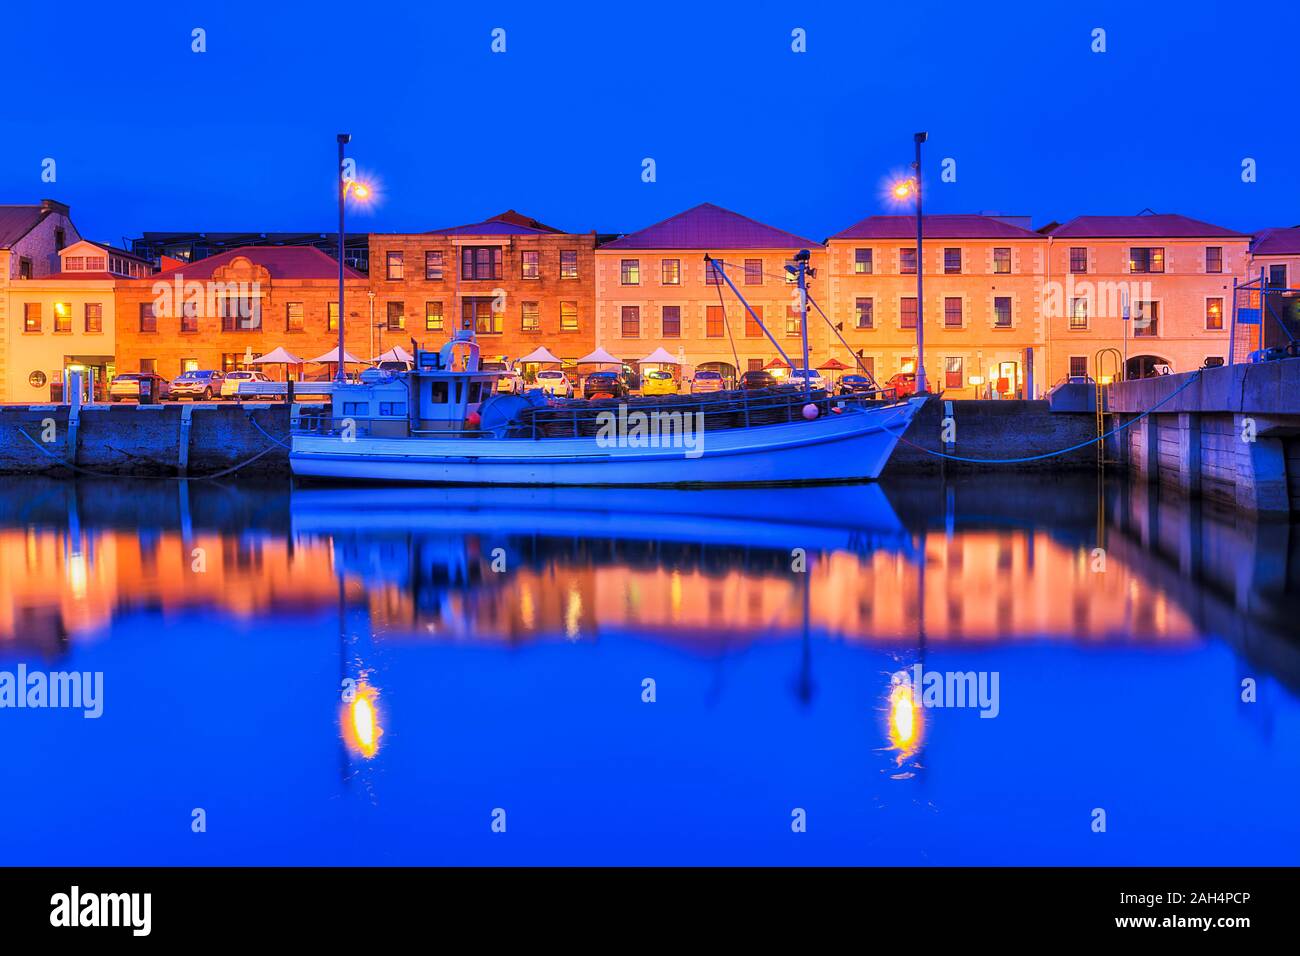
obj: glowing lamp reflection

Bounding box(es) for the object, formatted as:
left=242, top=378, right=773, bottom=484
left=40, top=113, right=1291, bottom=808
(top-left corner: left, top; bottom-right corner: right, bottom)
left=886, top=672, right=923, bottom=760
left=342, top=682, right=382, bottom=759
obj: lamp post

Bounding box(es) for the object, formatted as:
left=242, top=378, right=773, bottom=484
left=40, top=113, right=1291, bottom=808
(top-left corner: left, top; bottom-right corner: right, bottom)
left=892, top=132, right=929, bottom=394
left=336, top=133, right=370, bottom=382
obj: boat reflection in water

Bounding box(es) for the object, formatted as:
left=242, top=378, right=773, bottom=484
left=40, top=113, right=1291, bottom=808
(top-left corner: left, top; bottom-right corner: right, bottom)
left=0, top=474, right=1297, bottom=865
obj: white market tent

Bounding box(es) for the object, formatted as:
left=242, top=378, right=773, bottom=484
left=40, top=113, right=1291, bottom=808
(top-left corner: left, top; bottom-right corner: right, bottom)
left=639, top=346, right=682, bottom=366
left=373, top=345, right=414, bottom=363
left=575, top=347, right=622, bottom=366
left=306, top=347, right=366, bottom=365
left=518, top=346, right=563, bottom=364
left=252, top=346, right=305, bottom=366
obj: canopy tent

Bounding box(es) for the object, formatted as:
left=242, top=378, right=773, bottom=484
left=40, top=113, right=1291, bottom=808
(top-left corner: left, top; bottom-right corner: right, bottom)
left=575, top=347, right=622, bottom=366
left=639, top=346, right=682, bottom=366
left=817, top=358, right=850, bottom=371
left=763, top=357, right=791, bottom=370
left=373, top=345, right=414, bottom=364
left=518, top=346, right=563, bottom=364
left=251, top=346, right=306, bottom=382
left=306, top=347, right=366, bottom=365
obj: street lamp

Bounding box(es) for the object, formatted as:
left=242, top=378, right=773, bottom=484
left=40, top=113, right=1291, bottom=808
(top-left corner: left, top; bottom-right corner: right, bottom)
left=891, top=132, right=929, bottom=394
left=336, top=133, right=371, bottom=383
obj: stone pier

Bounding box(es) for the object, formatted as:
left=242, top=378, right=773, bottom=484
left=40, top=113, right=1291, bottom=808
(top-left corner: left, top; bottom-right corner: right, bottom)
left=1107, top=358, right=1300, bottom=516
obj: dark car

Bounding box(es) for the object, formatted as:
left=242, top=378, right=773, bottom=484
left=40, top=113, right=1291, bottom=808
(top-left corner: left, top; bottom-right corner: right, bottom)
left=837, top=374, right=876, bottom=395
left=583, top=371, right=630, bottom=399
left=740, top=370, right=778, bottom=390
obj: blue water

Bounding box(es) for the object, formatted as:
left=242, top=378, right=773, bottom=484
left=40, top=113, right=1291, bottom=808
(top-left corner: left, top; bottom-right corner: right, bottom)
left=1, top=475, right=1297, bottom=865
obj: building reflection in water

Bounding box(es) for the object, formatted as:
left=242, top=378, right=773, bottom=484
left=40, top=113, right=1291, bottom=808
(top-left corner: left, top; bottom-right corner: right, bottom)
left=0, top=476, right=1296, bottom=696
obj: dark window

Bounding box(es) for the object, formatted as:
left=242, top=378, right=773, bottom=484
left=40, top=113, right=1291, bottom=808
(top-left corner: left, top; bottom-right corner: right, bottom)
left=944, top=248, right=962, bottom=274
left=386, top=301, right=405, bottom=331
left=220, top=296, right=259, bottom=331
left=18, top=257, right=33, bottom=279
left=1069, top=297, right=1088, bottom=330
left=855, top=297, right=874, bottom=329
left=993, top=248, right=1011, bottom=274
left=705, top=260, right=723, bottom=285
left=706, top=305, right=725, bottom=337
left=900, top=297, right=917, bottom=328
left=425, top=301, right=444, bottom=331
left=1069, top=356, right=1088, bottom=378
left=84, top=302, right=103, bottom=333
left=1069, top=247, right=1088, bottom=273
left=521, top=250, right=540, bottom=279
left=620, top=259, right=640, bottom=285
left=180, top=302, right=198, bottom=333
left=944, top=297, right=963, bottom=327
left=461, top=246, right=502, bottom=281
left=1269, top=264, right=1288, bottom=289
left=662, top=305, right=680, bottom=337
left=994, top=296, right=1012, bottom=328
left=1205, top=246, right=1223, bottom=274
left=379, top=402, right=407, bottom=417
left=744, top=305, right=764, bottom=338
left=945, top=356, right=963, bottom=390
left=55, top=227, right=66, bottom=251
left=744, top=258, right=763, bottom=285
left=621, top=306, right=640, bottom=337
left=854, top=248, right=873, bottom=274
left=139, top=303, right=156, bottom=333
left=900, top=248, right=917, bottom=274
left=23, top=303, right=40, bottom=332
left=560, top=250, right=578, bottom=279
left=425, top=250, right=443, bottom=280
left=139, top=359, right=157, bottom=375
left=1129, top=247, right=1165, bottom=273
left=1133, top=300, right=1159, bottom=336
left=386, top=250, right=404, bottom=280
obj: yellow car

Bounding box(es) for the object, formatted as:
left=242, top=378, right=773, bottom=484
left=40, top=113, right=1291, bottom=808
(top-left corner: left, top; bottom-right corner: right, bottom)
left=641, top=369, right=678, bottom=396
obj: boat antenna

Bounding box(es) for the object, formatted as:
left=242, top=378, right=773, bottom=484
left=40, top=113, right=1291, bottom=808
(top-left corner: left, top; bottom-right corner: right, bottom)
left=791, top=249, right=812, bottom=401
left=704, top=254, right=742, bottom=385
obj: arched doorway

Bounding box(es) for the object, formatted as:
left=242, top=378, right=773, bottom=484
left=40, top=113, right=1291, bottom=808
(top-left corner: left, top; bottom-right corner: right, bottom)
left=698, top=361, right=737, bottom=389
left=1126, top=354, right=1173, bottom=379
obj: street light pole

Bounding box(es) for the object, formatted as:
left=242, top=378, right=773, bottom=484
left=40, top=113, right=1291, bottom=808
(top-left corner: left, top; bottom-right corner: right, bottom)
left=336, top=133, right=350, bottom=383
left=913, top=131, right=928, bottom=395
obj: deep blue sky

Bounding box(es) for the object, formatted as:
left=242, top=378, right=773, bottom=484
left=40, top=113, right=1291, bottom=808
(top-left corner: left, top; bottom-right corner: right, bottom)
left=4, top=0, right=1298, bottom=246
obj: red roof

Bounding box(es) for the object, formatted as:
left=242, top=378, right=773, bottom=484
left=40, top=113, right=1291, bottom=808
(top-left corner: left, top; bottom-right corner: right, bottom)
left=142, top=245, right=364, bottom=281
left=830, top=214, right=1041, bottom=240
left=1049, top=213, right=1248, bottom=239
left=424, top=209, right=568, bottom=236
left=602, top=203, right=819, bottom=250
left=1251, top=226, right=1300, bottom=255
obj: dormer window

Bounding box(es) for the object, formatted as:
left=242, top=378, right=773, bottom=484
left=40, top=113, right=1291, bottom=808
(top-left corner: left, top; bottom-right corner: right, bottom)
left=65, top=256, right=85, bottom=271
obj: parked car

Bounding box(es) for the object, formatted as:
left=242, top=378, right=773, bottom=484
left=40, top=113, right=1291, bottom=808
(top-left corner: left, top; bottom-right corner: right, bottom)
left=786, top=368, right=825, bottom=390
left=108, top=372, right=171, bottom=402
left=740, top=370, right=778, bottom=390
left=640, top=369, right=678, bottom=396
left=171, top=369, right=224, bottom=400
left=886, top=372, right=918, bottom=398
left=535, top=369, right=574, bottom=399
left=583, top=370, right=631, bottom=399
left=690, top=369, right=725, bottom=394
left=837, top=374, right=876, bottom=395
left=495, top=370, right=525, bottom=394
left=221, top=369, right=272, bottom=400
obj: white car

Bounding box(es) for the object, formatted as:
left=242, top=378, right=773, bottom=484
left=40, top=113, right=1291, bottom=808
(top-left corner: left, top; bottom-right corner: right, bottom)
left=690, top=370, right=725, bottom=394
left=221, top=369, right=272, bottom=400
left=786, top=369, right=825, bottom=390
left=495, top=370, right=525, bottom=394
left=535, top=369, right=574, bottom=398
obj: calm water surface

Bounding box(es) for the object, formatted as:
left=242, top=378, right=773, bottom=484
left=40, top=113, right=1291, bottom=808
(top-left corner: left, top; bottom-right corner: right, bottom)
left=1, top=474, right=1297, bottom=865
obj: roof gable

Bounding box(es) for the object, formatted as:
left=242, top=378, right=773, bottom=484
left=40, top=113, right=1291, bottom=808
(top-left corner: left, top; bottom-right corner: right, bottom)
left=1049, top=213, right=1249, bottom=239
left=829, top=214, right=1043, bottom=241
left=602, top=203, right=819, bottom=250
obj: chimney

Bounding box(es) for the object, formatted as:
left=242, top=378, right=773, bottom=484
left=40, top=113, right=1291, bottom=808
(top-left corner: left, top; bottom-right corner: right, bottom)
left=40, top=199, right=71, bottom=216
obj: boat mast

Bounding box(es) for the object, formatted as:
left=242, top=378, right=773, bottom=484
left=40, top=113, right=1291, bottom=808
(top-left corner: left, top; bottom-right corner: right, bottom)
left=795, top=249, right=812, bottom=400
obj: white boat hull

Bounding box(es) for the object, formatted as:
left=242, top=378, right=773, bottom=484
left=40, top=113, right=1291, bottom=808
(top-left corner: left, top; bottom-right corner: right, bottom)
left=290, top=397, right=924, bottom=486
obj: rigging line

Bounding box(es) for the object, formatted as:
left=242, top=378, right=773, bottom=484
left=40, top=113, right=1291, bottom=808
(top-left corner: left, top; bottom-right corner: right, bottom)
left=804, top=290, right=879, bottom=387
left=710, top=260, right=743, bottom=379
left=882, top=370, right=1203, bottom=464
left=706, top=256, right=799, bottom=369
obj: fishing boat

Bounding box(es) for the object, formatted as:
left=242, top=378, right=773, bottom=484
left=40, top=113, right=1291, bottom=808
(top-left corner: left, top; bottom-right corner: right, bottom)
left=289, top=252, right=924, bottom=486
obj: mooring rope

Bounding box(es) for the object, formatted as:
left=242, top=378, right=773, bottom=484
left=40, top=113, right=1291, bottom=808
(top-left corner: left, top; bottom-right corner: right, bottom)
left=881, top=370, right=1203, bottom=465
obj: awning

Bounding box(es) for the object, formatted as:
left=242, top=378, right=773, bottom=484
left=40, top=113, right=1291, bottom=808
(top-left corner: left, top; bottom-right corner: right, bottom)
left=306, top=347, right=366, bottom=364
left=639, top=346, right=682, bottom=365
left=518, top=346, right=563, bottom=364
left=575, top=347, right=622, bottom=365
left=251, top=346, right=305, bottom=365
left=373, top=345, right=414, bottom=363
left=818, top=358, right=850, bottom=371
left=763, top=357, right=791, bottom=370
